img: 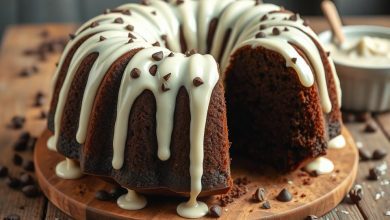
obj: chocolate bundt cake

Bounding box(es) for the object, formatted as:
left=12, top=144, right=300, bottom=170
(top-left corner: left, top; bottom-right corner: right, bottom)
left=46, top=0, right=343, bottom=218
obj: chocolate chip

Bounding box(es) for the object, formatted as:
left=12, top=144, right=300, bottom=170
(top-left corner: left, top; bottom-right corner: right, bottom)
left=13, top=132, right=30, bottom=151
left=161, top=34, right=168, bottom=41
left=19, top=68, right=33, bottom=77
left=289, top=14, right=298, bottom=21
left=252, top=187, right=266, bottom=202
left=4, top=214, right=20, bottom=220
left=23, top=160, right=35, bottom=172
left=349, top=184, right=363, bottom=203
left=9, top=116, right=25, bottom=129
left=128, top=32, right=137, bottom=39
left=163, top=73, right=171, bottom=81
left=152, top=51, right=164, bottom=61
left=110, top=186, right=127, bottom=200
left=368, top=167, right=381, bottom=180
left=161, top=83, right=170, bottom=92
left=272, top=27, right=280, bottom=35
left=90, top=21, right=99, bottom=28
left=99, top=36, right=106, bottom=42
left=208, top=205, right=222, bottom=218
left=305, top=215, right=318, bottom=220
left=356, top=112, right=371, bottom=122
left=128, top=39, right=134, bottom=44
left=259, top=24, right=267, bottom=30
left=255, top=32, right=266, bottom=38
left=291, top=58, right=297, bottom=63
left=261, top=201, right=271, bottom=209
left=326, top=51, right=331, bottom=57
left=20, top=173, right=35, bottom=186
left=34, top=91, right=45, bottom=107
left=176, top=0, right=185, bottom=5
left=185, top=49, right=197, bottom=57
left=22, top=185, right=40, bottom=198
left=359, top=148, right=371, bottom=161
left=260, top=15, right=268, bottom=21
left=364, top=121, right=377, bottom=133
left=13, top=154, right=23, bottom=166
left=114, top=17, right=124, bottom=24
left=69, top=33, right=76, bottom=40
left=276, top=188, right=292, bottom=202
left=39, top=110, right=48, bottom=119
left=284, top=27, right=289, bottom=31
left=125, top=25, right=134, bottom=32
left=149, top=65, right=158, bottom=76
left=193, top=77, right=204, bottom=87
left=151, top=11, right=157, bottom=15
left=130, top=68, right=141, bottom=79
left=95, top=189, right=111, bottom=201
left=372, top=148, right=387, bottom=160
left=152, top=41, right=160, bottom=47
left=168, top=52, right=174, bottom=57
left=6, top=176, right=21, bottom=189
left=122, top=10, right=131, bottom=15
left=0, top=165, right=8, bottom=177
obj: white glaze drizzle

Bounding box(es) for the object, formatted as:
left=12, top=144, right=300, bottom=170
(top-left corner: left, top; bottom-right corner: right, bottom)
left=48, top=1, right=343, bottom=218
left=328, top=134, right=346, bottom=149
left=117, top=189, right=147, bottom=210
left=55, top=158, right=83, bottom=179
left=304, top=157, right=334, bottom=175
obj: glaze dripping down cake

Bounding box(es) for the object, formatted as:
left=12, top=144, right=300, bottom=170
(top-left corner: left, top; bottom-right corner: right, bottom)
left=46, top=0, right=343, bottom=218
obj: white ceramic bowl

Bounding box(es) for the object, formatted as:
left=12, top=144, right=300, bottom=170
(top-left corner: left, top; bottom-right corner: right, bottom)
left=318, top=25, right=390, bottom=112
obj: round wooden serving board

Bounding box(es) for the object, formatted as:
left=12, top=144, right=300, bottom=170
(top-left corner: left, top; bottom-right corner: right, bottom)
left=35, top=127, right=358, bottom=220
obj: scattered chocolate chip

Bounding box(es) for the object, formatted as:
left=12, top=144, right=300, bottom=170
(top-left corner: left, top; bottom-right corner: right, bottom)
left=128, top=32, right=137, bottom=39
left=255, top=32, right=266, bottom=38
left=272, top=27, right=280, bottom=35
left=289, top=14, right=298, bottom=21
left=185, top=49, right=197, bottom=57
left=6, top=176, right=21, bottom=189
left=13, top=154, right=23, bottom=166
left=260, top=15, right=268, bottom=21
left=39, top=110, right=48, bottom=119
left=149, top=65, right=158, bottom=76
left=193, top=77, right=204, bottom=87
left=259, top=24, right=267, bottom=30
left=9, top=116, right=25, bottom=129
left=163, top=73, right=171, bottom=81
left=291, top=58, right=297, bottom=63
left=359, top=148, right=371, bottom=161
left=284, top=27, right=289, bottom=31
left=161, top=34, right=168, bottom=41
left=90, top=21, right=99, bottom=28
left=161, top=83, right=170, bottom=92
left=368, top=167, right=381, bottom=180
left=276, top=188, right=292, bottom=202
left=364, top=121, right=377, bottom=133
left=95, top=189, right=111, bottom=201
left=130, top=68, right=141, bottom=79
left=23, top=160, right=35, bottom=172
left=125, top=25, right=134, bottom=32
left=372, top=148, right=387, bottom=160
left=261, top=201, right=271, bottom=209
left=34, top=91, right=45, bottom=107
left=356, top=112, right=371, bottom=122
left=69, top=33, right=76, bottom=40
left=128, top=39, right=134, bottom=44
left=20, top=174, right=35, bottom=187
left=349, top=184, right=363, bottom=203
left=208, top=205, right=222, bottom=218
left=305, top=215, right=318, bottom=220
left=110, top=186, right=127, bottom=200
left=168, top=52, right=174, bottom=57
left=252, top=187, right=266, bottom=202
left=99, top=36, right=107, bottom=42
left=0, top=165, right=8, bottom=177
left=13, top=132, right=30, bottom=151
left=326, top=51, right=331, bottom=57
left=114, top=17, right=124, bottom=24
left=22, top=185, right=40, bottom=198
left=176, top=0, right=185, bottom=5
left=151, top=11, right=157, bottom=15
left=152, top=41, right=160, bottom=47
left=19, top=68, right=33, bottom=77
left=3, top=214, right=20, bottom=220
left=122, top=10, right=131, bottom=15
left=152, top=51, right=164, bottom=61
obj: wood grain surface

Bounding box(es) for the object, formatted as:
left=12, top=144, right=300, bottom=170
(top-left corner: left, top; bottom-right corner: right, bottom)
left=0, top=16, right=390, bottom=219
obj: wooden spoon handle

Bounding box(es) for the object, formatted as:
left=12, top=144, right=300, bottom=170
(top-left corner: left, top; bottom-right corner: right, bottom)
left=321, top=0, right=346, bottom=44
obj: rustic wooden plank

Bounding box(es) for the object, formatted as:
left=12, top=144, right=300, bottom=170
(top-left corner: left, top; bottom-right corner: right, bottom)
left=0, top=24, right=75, bottom=219
left=345, top=120, right=390, bottom=220
left=45, top=202, right=73, bottom=220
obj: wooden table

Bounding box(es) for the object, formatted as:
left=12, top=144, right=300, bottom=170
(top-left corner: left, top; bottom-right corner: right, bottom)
left=0, top=16, right=389, bottom=220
